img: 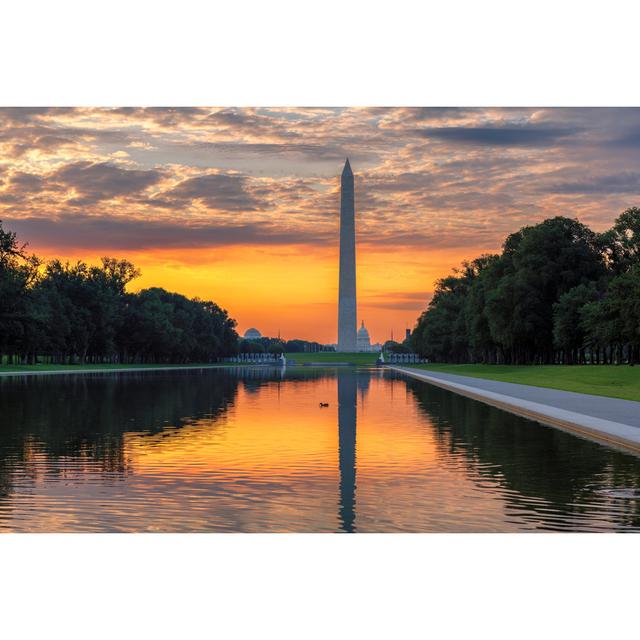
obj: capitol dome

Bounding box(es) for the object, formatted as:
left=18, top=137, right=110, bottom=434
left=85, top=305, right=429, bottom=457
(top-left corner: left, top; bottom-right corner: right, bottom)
left=244, top=328, right=262, bottom=340
left=357, top=321, right=372, bottom=352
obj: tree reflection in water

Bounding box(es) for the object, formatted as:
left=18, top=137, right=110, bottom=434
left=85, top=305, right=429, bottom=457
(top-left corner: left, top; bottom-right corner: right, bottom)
left=2, top=367, right=640, bottom=532
left=402, top=374, right=640, bottom=531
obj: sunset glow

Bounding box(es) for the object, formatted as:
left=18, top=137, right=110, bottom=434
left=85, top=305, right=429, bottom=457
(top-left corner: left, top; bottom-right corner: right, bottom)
left=2, top=107, right=639, bottom=343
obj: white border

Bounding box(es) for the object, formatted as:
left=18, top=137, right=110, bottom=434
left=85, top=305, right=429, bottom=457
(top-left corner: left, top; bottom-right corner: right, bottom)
left=1, top=534, right=639, bottom=639
left=1, top=1, right=640, bottom=106
left=1, top=1, right=639, bottom=637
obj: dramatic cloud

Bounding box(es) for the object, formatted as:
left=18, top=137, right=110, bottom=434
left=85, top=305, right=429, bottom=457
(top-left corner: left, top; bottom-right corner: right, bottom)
left=2, top=106, right=640, bottom=254
left=6, top=171, right=46, bottom=191
left=3, top=215, right=333, bottom=251
left=3, top=107, right=640, bottom=342
left=608, top=127, right=640, bottom=149
left=0, top=107, right=78, bottom=124
left=51, top=161, right=164, bottom=206
left=0, top=170, right=60, bottom=204
left=0, top=126, right=77, bottom=158
left=417, top=125, right=578, bottom=146
left=162, top=173, right=264, bottom=212
left=108, top=107, right=206, bottom=127
left=547, top=172, right=640, bottom=195
left=204, top=108, right=299, bottom=139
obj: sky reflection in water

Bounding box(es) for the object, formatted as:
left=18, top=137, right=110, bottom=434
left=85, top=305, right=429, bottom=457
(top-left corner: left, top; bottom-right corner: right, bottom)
left=1, top=367, right=640, bottom=532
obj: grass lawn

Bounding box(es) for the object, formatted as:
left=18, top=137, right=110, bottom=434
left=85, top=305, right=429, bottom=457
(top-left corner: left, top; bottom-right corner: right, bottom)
left=285, top=352, right=379, bottom=365
left=404, top=363, right=640, bottom=402
left=0, top=363, right=233, bottom=374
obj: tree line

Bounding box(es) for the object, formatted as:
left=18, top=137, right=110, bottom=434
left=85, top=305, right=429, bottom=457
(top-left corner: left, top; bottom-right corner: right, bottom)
left=239, top=337, right=333, bottom=355
left=412, top=208, right=640, bottom=365
left=0, top=221, right=238, bottom=365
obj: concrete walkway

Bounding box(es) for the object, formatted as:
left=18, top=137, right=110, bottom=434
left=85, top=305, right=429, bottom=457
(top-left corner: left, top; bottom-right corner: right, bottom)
left=390, top=366, right=640, bottom=454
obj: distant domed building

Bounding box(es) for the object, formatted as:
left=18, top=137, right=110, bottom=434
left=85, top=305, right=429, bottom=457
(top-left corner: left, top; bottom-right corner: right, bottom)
left=244, top=328, right=262, bottom=340
left=357, top=321, right=373, bottom=352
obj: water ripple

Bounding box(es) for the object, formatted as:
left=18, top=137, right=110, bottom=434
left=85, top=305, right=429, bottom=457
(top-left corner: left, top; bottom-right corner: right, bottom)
left=0, top=367, right=639, bottom=532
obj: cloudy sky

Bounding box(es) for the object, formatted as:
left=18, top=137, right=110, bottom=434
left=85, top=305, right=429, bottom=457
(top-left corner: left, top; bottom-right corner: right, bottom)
left=1, top=107, right=639, bottom=342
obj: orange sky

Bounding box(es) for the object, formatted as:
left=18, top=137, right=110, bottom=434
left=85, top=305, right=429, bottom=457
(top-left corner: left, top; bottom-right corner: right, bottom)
left=32, top=242, right=460, bottom=343
left=2, top=107, right=638, bottom=343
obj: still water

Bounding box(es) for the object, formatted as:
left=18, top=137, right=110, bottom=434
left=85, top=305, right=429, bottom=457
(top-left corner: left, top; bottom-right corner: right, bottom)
left=1, top=366, right=640, bottom=532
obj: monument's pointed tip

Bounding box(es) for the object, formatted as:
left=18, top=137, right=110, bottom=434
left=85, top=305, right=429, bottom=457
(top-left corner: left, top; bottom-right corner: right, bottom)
left=342, top=158, right=353, bottom=176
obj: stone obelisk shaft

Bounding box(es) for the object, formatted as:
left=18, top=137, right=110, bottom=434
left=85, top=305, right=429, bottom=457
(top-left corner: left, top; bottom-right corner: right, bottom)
left=338, top=159, right=357, bottom=352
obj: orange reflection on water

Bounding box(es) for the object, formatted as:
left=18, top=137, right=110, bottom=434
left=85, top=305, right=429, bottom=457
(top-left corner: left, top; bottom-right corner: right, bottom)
left=123, top=374, right=439, bottom=480
left=3, top=369, right=637, bottom=532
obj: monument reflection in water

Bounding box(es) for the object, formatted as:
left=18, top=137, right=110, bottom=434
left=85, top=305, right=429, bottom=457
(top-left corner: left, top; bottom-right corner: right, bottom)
left=2, top=367, right=640, bottom=532
left=338, top=369, right=357, bottom=532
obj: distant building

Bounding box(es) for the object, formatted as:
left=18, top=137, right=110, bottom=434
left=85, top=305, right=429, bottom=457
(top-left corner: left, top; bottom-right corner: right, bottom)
left=405, top=328, right=411, bottom=341
left=357, top=321, right=379, bottom=352
left=244, top=328, right=262, bottom=340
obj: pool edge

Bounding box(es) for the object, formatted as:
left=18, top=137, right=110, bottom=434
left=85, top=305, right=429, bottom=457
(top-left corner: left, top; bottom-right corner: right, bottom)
left=389, top=365, right=640, bottom=456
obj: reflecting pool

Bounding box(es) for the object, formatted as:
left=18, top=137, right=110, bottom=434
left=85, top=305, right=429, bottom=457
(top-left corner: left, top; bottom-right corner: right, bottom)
left=1, top=366, right=639, bottom=532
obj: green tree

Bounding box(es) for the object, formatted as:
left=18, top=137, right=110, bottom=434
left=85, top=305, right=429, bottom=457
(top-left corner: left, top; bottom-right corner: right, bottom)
left=0, top=221, right=41, bottom=363
left=267, top=342, right=285, bottom=355
left=553, top=283, right=600, bottom=364
left=601, top=207, right=640, bottom=274
left=414, top=217, right=609, bottom=365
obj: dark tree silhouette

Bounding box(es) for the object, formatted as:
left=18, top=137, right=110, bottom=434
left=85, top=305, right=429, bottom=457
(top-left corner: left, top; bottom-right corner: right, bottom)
left=0, top=220, right=238, bottom=365
left=412, top=210, right=640, bottom=365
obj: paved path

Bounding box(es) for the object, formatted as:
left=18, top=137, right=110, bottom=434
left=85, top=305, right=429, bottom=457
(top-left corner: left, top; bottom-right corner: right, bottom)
left=390, top=366, right=640, bottom=454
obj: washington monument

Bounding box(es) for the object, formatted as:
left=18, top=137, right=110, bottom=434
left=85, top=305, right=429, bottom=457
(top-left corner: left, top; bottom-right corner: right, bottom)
left=338, top=158, right=357, bottom=351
